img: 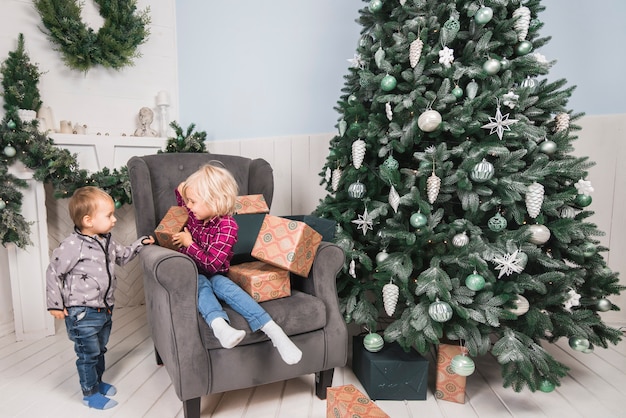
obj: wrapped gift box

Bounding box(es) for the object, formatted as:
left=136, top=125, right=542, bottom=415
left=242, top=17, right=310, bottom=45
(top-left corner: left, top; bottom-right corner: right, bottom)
left=283, top=215, right=336, bottom=242
left=435, top=344, right=466, bottom=403
left=251, top=215, right=322, bottom=277
left=235, top=194, right=270, bottom=214
left=326, top=384, right=390, bottom=418
left=232, top=213, right=266, bottom=264
left=154, top=206, right=188, bottom=250
left=227, top=261, right=290, bottom=302
left=352, top=335, right=428, bottom=401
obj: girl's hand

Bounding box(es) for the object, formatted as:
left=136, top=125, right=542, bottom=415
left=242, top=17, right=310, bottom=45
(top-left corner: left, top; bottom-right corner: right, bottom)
left=172, top=227, right=193, bottom=248
left=49, top=308, right=68, bottom=319
left=142, top=235, right=155, bottom=245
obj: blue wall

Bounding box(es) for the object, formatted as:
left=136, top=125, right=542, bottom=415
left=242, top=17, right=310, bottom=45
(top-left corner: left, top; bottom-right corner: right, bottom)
left=177, top=0, right=626, bottom=140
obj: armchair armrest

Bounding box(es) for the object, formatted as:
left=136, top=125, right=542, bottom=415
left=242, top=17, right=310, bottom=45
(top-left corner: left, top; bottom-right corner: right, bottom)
left=140, top=245, right=210, bottom=400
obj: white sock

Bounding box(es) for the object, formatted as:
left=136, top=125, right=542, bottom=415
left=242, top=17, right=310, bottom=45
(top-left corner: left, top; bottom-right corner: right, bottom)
left=210, top=318, right=245, bottom=349
left=261, top=320, right=302, bottom=365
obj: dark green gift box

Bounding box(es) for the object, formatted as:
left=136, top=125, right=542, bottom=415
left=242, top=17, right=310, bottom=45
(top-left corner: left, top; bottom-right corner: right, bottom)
left=232, top=213, right=265, bottom=264
left=352, top=335, right=428, bottom=400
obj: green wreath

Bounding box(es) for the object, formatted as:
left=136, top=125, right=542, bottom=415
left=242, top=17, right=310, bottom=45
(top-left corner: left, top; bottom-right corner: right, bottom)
left=34, top=0, right=151, bottom=72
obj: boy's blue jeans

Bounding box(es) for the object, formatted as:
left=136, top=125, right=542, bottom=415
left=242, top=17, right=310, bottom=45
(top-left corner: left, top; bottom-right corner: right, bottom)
left=65, top=306, right=113, bottom=396
left=198, top=273, right=271, bottom=332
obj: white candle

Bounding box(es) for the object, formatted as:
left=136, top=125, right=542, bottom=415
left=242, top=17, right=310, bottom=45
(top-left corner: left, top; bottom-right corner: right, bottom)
left=156, top=90, right=170, bottom=106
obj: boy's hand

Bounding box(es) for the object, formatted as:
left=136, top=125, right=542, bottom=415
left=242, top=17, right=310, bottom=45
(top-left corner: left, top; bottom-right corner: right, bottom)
left=49, top=309, right=68, bottom=319
left=142, top=235, right=155, bottom=245
left=172, top=227, right=193, bottom=248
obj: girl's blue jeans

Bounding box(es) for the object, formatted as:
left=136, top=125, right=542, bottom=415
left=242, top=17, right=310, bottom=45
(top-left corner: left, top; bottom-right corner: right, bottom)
left=65, top=306, right=112, bottom=396
left=198, top=273, right=271, bottom=332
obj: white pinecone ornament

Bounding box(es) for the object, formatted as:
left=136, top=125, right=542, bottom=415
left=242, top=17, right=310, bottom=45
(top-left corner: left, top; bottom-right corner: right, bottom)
left=554, top=112, right=570, bottom=132
left=512, top=6, right=531, bottom=41
left=409, top=39, right=424, bottom=68
left=427, top=171, right=441, bottom=204
left=525, top=182, right=545, bottom=218
left=352, top=139, right=366, bottom=169
left=331, top=167, right=342, bottom=192
left=383, top=281, right=399, bottom=316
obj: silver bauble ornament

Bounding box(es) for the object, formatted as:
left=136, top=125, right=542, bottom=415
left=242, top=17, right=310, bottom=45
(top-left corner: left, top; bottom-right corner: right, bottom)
left=418, top=109, right=442, bottom=132
left=515, top=40, right=533, bottom=56
left=528, top=224, right=551, bottom=245
left=539, top=139, right=557, bottom=155
left=348, top=181, right=367, bottom=199
left=376, top=250, right=389, bottom=264
left=0, top=200, right=5, bottom=210
left=521, top=76, right=537, bottom=90
left=470, top=159, right=495, bottom=182
left=509, top=295, right=530, bottom=316
left=568, top=336, right=590, bottom=352
left=596, top=298, right=612, bottom=312
left=452, top=231, right=469, bottom=247
left=474, top=6, right=493, bottom=24
left=483, top=58, right=501, bottom=75
left=3, top=145, right=16, bottom=157
left=368, top=0, right=383, bottom=13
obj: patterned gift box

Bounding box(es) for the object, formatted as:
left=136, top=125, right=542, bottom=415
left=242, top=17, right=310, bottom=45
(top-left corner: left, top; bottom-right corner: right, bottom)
left=235, top=194, right=270, bottom=214
left=154, top=206, right=188, bottom=250
left=251, top=215, right=322, bottom=277
left=435, top=344, right=466, bottom=403
left=326, top=384, right=390, bottom=418
left=227, top=261, right=290, bottom=302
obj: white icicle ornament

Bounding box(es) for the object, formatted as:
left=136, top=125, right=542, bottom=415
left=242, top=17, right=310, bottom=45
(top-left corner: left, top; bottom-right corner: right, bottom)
left=383, top=281, right=399, bottom=316
left=512, top=6, right=531, bottom=41
left=409, top=39, right=423, bottom=68
left=525, top=182, right=545, bottom=218
left=389, top=185, right=400, bottom=213
left=352, top=139, right=366, bottom=169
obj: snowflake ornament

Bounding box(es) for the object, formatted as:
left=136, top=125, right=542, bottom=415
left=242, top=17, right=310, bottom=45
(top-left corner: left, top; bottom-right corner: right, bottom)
left=438, top=46, right=454, bottom=68
left=352, top=207, right=374, bottom=235
left=574, top=179, right=594, bottom=196
left=492, top=249, right=525, bottom=279
left=531, top=52, right=549, bottom=64
left=481, top=104, right=519, bottom=140
left=564, top=289, right=581, bottom=312
left=502, top=91, right=519, bottom=109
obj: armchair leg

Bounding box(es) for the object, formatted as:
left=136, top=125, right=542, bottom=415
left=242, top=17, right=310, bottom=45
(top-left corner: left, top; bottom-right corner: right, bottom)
left=183, top=397, right=201, bottom=418
left=315, top=368, right=335, bottom=399
left=154, top=346, right=163, bottom=365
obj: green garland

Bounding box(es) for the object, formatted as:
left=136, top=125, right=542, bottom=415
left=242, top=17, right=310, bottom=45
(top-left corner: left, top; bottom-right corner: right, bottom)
left=34, top=0, right=150, bottom=72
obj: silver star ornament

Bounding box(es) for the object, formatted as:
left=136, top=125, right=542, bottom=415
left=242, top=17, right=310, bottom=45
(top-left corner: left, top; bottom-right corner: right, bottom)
left=352, top=207, right=374, bottom=235
left=481, top=106, right=519, bottom=140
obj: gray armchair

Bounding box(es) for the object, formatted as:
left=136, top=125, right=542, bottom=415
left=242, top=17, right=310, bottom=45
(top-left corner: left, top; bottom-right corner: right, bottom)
left=127, top=153, right=348, bottom=418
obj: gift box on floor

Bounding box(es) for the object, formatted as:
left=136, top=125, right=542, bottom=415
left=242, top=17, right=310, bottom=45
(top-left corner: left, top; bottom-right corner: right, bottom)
left=235, top=194, right=270, bottom=214
left=352, top=335, right=428, bottom=401
left=251, top=215, right=322, bottom=277
left=283, top=215, right=336, bottom=242
left=154, top=206, right=188, bottom=250
left=435, top=344, right=466, bottom=403
left=326, top=384, right=390, bottom=418
left=227, top=261, right=290, bottom=302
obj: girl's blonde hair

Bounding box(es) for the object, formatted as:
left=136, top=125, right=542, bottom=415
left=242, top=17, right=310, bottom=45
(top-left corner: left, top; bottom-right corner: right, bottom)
left=182, top=164, right=239, bottom=216
left=69, top=186, right=114, bottom=228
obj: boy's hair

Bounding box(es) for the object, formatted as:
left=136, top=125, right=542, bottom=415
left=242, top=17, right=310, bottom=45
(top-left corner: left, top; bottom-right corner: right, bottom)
left=68, top=186, right=113, bottom=228
left=182, top=164, right=239, bottom=216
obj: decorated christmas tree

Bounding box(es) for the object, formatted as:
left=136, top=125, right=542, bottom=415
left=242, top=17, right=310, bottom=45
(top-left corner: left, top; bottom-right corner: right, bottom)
left=315, top=0, right=623, bottom=392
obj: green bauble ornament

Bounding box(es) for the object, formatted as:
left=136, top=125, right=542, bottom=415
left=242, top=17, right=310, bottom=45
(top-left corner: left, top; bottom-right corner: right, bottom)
left=363, top=332, right=384, bottom=352
left=581, top=242, right=597, bottom=257
left=382, top=155, right=399, bottom=170
left=410, top=212, right=428, bottom=228
left=3, top=145, right=17, bottom=158
left=596, top=298, right=612, bottom=312
left=483, top=58, right=501, bottom=75
left=450, top=354, right=475, bottom=376
left=515, top=40, right=533, bottom=56
left=380, top=74, right=397, bottom=91
left=539, top=379, right=556, bottom=393
left=465, top=273, right=486, bottom=291
left=500, top=57, right=511, bottom=70
left=114, top=200, right=122, bottom=209
left=347, top=94, right=358, bottom=105
left=0, top=200, right=6, bottom=210
left=7, top=120, right=16, bottom=129
left=474, top=6, right=493, bottom=24
left=347, top=122, right=361, bottom=139
left=568, top=336, right=590, bottom=352
left=451, top=86, right=463, bottom=98
left=470, top=159, right=494, bottom=182
left=574, top=193, right=592, bottom=207
left=488, top=213, right=507, bottom=232
left=428, top=300, right=453, bottom=322
left=368, top=0, right=383, bottom=12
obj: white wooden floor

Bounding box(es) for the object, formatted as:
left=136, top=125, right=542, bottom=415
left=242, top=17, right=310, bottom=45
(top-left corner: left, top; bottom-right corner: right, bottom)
left=1, top=306, right=625, bottom=418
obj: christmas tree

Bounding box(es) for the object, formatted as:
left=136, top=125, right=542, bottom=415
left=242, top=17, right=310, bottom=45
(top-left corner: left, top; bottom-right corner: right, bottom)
left=315, top=0, right=623, bottom=392
left=0, top=33, right=43, bottom=112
